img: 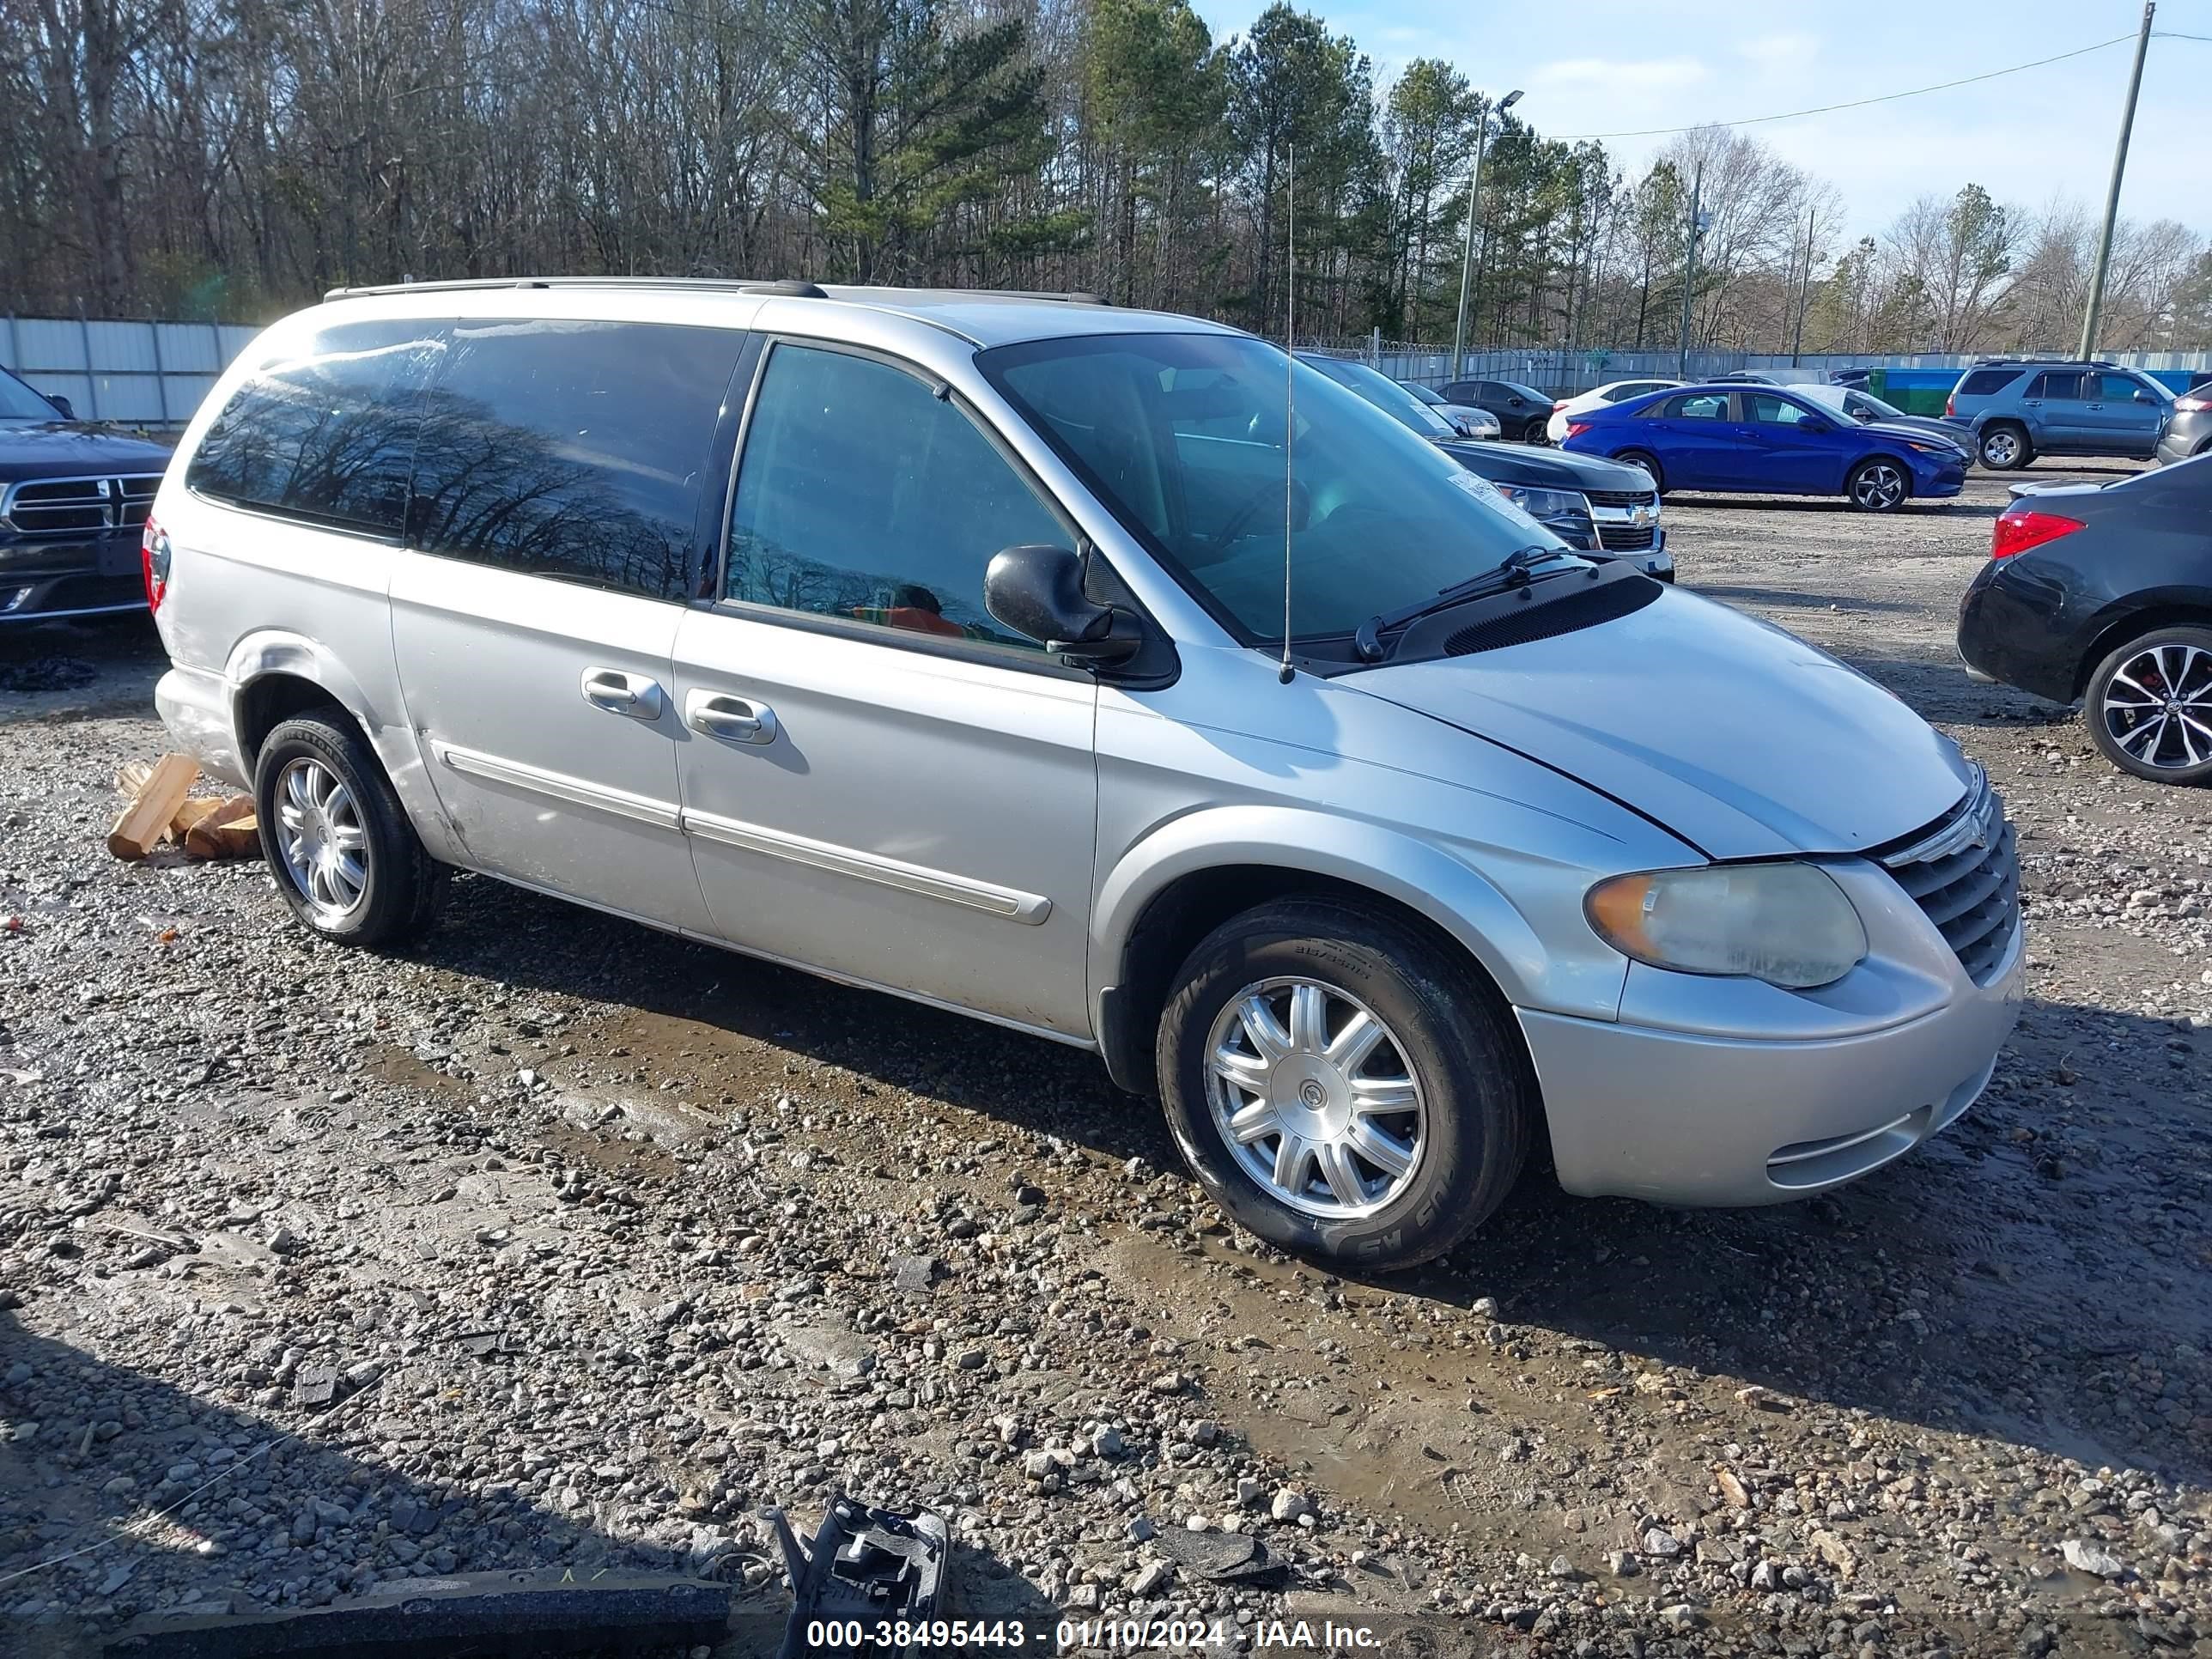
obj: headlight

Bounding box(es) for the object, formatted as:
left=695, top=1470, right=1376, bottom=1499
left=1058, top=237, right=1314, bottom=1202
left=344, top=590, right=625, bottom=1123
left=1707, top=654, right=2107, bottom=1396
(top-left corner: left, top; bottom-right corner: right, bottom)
left=1905, top=440, right=1962, bottom=458
left=1584, top=862, right=1867, bottom=989
left=1492, top=483, right=1588, bottom=521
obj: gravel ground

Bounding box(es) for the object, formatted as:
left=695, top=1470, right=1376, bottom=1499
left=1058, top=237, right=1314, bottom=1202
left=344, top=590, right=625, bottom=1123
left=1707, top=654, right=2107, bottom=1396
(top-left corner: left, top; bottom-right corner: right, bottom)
left=3, top=460, right=2210, bottom=1658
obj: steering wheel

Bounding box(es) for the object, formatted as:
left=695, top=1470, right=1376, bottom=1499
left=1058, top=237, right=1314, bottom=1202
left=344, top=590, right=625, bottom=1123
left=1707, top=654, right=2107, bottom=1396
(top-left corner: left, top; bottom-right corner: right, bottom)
left=1206, top=477, right=1311, bottom=556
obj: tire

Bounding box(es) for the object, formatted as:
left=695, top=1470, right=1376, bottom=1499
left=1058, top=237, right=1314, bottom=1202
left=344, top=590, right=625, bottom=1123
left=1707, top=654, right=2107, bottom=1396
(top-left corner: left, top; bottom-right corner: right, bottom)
left=1522, top=418, right=1550, bottom=445
left=1614, top=448, right=1666, bottom=495
left=253, top=710, right=447, bottom=947
left=2084, top=626, right=2212, bottom=784
left=1978, top=422, right=2030, bottom=470
left=1155, top=897, right=1533, bottom=1270
left=1847, top=456, right=1910, bottom=512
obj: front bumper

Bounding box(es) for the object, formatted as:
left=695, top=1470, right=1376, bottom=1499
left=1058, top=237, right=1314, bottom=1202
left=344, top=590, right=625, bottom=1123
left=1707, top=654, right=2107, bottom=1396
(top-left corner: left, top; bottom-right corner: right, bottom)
left=0, top=532, right=147, bottom=621
left=1518, top=866, right=2024, bottom=1207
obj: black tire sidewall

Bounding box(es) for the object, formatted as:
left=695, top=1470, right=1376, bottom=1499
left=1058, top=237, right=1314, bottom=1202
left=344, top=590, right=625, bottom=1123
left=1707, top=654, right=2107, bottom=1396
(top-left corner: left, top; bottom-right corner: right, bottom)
left=1156, top=904, right=1526, bottom=1269
left=1616, top=450, right=1665, bottom=495
left=2085, top=628, right=2212, bottom=784
left=252, top=715, right=430, bottom=945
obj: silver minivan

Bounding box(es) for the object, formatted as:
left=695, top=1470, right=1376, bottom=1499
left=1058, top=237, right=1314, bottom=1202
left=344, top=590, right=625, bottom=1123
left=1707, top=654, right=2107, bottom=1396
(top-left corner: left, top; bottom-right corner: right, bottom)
left=146, top=280, right=2023, bottom=1267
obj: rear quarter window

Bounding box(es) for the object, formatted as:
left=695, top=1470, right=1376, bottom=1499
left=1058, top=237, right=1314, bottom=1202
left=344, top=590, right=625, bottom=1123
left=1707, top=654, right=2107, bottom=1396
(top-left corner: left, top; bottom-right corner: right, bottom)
left=184, top=319, right=444, bottom=534
left=1954, top=369, right=2018, bottom=398
left=404, top=319, right=745, bottom=602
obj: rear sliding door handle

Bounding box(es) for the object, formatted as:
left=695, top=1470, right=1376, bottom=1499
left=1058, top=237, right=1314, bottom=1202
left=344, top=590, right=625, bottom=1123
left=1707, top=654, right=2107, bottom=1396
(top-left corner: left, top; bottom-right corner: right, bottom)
left=686, top=689, right=779, bottom=746
left=580, top=666, right=665, bottom=721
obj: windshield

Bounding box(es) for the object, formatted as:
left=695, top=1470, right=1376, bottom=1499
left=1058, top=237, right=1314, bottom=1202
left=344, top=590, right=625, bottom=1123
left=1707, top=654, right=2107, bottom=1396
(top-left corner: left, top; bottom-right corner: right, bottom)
left=979, top=332, right=1567, bottom=644
left=1297, top=356, right=1458, bottom=441
left=1404, top=383, right=1447, bottom=406
left=0, top=368, right=60, bottom=422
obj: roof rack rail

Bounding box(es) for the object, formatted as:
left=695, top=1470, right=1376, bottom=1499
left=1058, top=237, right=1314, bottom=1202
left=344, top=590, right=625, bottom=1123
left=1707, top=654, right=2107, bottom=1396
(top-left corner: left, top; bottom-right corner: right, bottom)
left=1968, top=355, right=2119, bottom=368
left=321, top=275, right=779, bottom=302
left=319, top=276, right=1113, bottom=306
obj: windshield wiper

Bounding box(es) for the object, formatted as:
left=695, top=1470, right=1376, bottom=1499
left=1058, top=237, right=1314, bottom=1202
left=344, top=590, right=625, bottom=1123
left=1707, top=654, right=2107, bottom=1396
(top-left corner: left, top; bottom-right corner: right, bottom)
left=1352, top=545, right=1572, bottom=663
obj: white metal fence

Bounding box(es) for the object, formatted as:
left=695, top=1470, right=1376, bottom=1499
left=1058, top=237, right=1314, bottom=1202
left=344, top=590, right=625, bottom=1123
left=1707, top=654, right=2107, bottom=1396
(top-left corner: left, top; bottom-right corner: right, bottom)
left=3, top=315, right=263, bottom=428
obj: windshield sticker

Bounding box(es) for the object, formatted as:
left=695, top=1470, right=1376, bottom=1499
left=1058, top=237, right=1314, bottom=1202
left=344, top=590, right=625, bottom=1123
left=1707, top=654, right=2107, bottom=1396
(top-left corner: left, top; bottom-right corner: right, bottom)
left=1448, top=465, right=1544, bottom=532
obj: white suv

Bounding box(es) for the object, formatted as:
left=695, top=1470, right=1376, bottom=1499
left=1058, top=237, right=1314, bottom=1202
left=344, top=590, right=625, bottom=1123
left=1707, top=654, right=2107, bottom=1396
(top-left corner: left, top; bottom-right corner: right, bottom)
left=146, top=279, right=2022, bottom=1267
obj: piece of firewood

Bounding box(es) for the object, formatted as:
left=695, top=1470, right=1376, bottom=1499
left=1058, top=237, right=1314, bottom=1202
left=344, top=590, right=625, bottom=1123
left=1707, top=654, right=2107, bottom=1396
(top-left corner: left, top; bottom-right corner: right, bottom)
left=106, top=755, right=200, bottom=861
left=115, top=759, right=155, bottom=798
left=184, top=796, right=258, bottom=860
left=169, top=797, right=227, bottom=838
left=200, top=813, right=260, bottom=861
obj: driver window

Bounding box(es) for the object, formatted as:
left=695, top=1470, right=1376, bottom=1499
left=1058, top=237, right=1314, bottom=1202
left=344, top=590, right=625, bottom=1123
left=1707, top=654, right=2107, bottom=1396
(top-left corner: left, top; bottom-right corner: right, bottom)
left=725, top=343, right=1064, bottom=651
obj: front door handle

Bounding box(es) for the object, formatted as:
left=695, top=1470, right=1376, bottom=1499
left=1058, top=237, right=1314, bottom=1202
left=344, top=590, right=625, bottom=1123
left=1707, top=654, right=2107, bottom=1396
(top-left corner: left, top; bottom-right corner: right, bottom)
left=581, top=666, right=664, bottom=721
left=686, top=689, right=779, bottom=746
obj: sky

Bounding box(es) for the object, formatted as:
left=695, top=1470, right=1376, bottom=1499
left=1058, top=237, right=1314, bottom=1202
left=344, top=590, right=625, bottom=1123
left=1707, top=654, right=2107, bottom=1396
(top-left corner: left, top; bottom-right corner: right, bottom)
left=1190, top=0, right=2210, bottom=239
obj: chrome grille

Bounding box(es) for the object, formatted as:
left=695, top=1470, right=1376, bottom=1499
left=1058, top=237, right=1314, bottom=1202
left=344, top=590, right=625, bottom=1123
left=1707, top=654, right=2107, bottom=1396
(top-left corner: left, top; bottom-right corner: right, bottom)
left=3, top=474, right=162, bottom=538
left=1878, top=769, right=2019, bottom=985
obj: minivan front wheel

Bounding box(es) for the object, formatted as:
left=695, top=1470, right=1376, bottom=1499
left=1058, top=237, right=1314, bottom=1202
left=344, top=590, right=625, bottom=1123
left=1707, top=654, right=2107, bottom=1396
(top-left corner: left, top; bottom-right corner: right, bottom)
left=1157, top=898, right=1531, bottom=1269
left=254, top=711, right=447, bottom=947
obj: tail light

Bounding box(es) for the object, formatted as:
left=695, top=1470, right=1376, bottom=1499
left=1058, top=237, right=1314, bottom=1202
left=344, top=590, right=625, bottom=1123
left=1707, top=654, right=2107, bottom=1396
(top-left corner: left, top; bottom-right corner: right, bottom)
left=1552, top=398, right=1571, bottom=410
left=1565, top=422, right=1592, bottom=439
left=2178, top=393, right=2210, bottom=412
left=1945, top=392, right=1956, bottom=417
left=1990, top=507, right=2083, bottom=559
left=142, top=515, right=171, bottom=611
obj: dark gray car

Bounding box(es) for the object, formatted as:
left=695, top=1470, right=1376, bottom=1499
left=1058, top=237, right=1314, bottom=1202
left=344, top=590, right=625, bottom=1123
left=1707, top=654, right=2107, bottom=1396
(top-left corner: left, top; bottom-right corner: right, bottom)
left=2156, top=386, right=2212, bottom=466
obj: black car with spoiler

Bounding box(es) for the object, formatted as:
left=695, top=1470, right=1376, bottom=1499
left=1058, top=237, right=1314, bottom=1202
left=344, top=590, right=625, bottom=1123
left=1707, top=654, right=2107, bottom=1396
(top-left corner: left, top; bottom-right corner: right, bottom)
left=0, top=362, right=174, bottom=623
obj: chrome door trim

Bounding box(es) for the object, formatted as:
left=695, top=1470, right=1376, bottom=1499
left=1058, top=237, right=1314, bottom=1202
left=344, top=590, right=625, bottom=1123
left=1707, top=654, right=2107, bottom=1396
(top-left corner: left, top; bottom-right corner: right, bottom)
left=430, top=739, right=682, bottom=831
left=679, top=805, right=1053, bottom=924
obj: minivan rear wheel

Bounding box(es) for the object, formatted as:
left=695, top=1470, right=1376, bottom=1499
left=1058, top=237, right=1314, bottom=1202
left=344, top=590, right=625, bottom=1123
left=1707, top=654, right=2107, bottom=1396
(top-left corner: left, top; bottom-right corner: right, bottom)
left=1156, top=898, right=1531, bottom=1269
left=254, top=711, right=447, bottom=946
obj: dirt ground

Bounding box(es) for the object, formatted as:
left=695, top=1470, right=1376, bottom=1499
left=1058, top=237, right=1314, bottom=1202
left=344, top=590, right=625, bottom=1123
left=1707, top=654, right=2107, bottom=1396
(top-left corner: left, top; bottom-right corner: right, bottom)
left=3, top=460, right=2210, bottom=1658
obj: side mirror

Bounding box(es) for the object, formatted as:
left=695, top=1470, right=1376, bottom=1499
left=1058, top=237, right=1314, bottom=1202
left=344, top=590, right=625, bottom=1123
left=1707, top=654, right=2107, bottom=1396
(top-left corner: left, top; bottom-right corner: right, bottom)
left=2134, top=389, right=2157, bottom=404
left=984, top=544, right=1140, bottom=665
left=48, top=394, right=74, bottom=420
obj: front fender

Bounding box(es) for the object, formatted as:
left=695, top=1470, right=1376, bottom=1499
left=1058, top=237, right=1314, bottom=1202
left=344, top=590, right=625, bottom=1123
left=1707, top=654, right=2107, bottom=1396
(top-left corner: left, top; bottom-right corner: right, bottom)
left=1092, top=803, right=1626, bottom=1025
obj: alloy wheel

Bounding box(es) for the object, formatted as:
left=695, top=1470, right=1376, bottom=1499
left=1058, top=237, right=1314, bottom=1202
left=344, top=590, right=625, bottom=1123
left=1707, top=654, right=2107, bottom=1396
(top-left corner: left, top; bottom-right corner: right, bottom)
left=1202, top=976, right=1427, bottom=1220
left=1852, top=462, right=1906, bottom=509
left=1982, top=429, right=2021, bottom=467
left=275, top=757, right=369, bottom=921
left=2101, top=643, right=2212, bottom=771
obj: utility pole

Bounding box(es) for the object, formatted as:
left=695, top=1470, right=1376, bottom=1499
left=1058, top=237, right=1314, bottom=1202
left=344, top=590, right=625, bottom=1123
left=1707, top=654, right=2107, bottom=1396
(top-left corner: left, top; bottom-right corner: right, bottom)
left=1453, top=88, right=1522, bottom=375
left=2078, top=0, right=2154, bottom=359
left=1790, top=204, right=1818, bottom=365
left=1676, top=161, right=1705, bottom=380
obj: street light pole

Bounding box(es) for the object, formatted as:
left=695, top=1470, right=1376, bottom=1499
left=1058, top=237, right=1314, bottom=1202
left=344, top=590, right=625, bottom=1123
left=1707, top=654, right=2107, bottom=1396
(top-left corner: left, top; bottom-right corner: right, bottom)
left=1453, top=88, right=1521, bottom=375
left=1676, top=161, right=1705, bottom=380
left=2078, top=0, right=2155, bottom=359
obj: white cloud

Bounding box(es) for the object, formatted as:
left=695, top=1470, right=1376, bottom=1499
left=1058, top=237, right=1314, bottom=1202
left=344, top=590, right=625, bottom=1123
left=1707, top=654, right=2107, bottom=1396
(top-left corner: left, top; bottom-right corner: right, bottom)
left=1532, top=55, right=1710, bottom=93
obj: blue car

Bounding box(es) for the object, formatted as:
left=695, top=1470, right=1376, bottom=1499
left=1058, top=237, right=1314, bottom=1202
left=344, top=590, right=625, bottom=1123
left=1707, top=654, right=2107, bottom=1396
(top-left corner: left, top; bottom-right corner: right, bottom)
left=1560, top=384, right=1969, bottom=513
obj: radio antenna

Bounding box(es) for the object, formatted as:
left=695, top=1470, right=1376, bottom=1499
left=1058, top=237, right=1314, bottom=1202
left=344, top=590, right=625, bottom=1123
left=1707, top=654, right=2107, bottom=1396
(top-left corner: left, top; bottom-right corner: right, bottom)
left=1278, top=143, right=1297, bottom=685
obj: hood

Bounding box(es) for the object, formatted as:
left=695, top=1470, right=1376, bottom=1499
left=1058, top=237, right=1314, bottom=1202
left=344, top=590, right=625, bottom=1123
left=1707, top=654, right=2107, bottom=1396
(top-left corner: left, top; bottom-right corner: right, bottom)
left=0, top=421, right=176, bottom=481
left=1437, top=439, right=1656, bottom=494
left=1352, top=584, right=1972, bottom=860
left=1860, top=418, right=1966, bottom=454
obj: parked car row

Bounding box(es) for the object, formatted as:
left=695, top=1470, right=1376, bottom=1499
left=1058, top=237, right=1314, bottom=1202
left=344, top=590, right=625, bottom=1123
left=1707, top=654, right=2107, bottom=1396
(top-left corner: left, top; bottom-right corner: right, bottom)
left=1299, top=356, right=1670, bottom=580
